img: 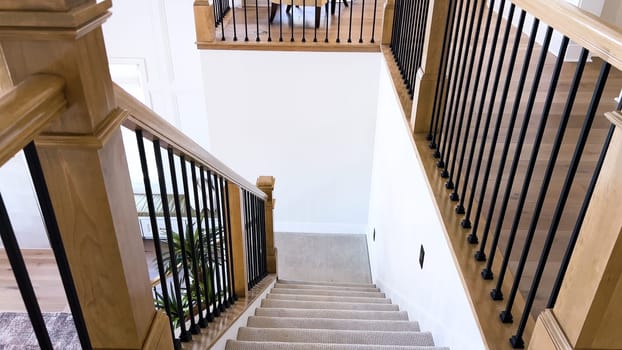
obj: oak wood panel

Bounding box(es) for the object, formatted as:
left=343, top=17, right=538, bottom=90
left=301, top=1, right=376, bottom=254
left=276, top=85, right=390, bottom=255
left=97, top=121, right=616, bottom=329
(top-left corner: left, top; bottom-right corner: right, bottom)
left=227, top=182, right=249, bottom=298
left=116, top=84, right=267, bottom=199
left=0, top=0, right=90, bottom=11
left=0, top=0, right=111, bottom=28
left=0, top=74, right=66, bottom=167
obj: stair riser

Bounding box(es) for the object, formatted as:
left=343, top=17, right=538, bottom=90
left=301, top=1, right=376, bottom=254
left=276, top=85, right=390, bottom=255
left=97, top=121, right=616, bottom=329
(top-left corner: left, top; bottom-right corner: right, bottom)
left=237, top=328, right=435, bottom=346
left=261, top=300, right=399, bottom=311
left=266, top=294, right=392, bottom=304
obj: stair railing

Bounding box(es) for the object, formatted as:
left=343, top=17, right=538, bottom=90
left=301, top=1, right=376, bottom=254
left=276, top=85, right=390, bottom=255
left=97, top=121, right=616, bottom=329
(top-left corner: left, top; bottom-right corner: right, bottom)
left=0, top=1, right=275, bottom=349
left=387, top=0, right=622, bottom=349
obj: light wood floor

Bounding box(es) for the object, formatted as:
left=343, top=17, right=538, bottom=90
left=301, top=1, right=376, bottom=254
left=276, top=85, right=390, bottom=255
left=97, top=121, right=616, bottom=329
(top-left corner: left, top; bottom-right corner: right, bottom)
left=0, top=249, right=69, bottom=313
left=201, top=1, right=384, bottom=51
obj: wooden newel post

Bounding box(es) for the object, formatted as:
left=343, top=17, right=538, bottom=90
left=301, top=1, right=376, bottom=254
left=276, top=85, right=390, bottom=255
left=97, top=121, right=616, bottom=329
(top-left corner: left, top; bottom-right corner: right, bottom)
left=0, top=1, right=172, bottom=349
left=194, top=0, right=216, bottom=46
left=227, top=182, right=250, bottom=298
left=410, top=0, right=449, bottom=134
left=257, top=176, right=276, bottom=274
left=528, top=112, right=622, bottom=350
left=381, top=0, right=395, bottom=45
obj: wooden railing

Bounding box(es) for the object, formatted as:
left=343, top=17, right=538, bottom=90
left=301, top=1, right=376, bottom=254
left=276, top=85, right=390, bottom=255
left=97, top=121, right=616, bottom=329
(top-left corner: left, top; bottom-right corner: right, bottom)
left=0, top=1, right=276, bottom=349
left=384, top=0, right=622, bottom=349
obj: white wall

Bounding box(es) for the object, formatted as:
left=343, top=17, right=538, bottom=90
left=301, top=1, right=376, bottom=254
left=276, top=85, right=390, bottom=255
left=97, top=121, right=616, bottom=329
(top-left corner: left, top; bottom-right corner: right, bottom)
left=0, top=153, right=49, bottom=248
left=201, top=50, right=381, bottom=235
left=366, top=60, right=485, bottom=349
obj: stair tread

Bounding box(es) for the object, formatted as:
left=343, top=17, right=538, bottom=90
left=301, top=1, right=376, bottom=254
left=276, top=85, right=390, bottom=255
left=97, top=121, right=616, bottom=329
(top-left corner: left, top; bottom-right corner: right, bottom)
left=261, top=299, right=399, bottom=311
left=255, top=308, right=409, bottom=320
left=226, top=340, right=449, bottom=350
left=237, top=327, right=435, bottom=346
left=271, top=288, right=386, bottom=298
left=247, top=316, right=420, bottom=331
left=267, top=294, right=392, bottom=304
left=274, top=283, right=380, bottom=292
left=278, top=280, right=377, bottom=288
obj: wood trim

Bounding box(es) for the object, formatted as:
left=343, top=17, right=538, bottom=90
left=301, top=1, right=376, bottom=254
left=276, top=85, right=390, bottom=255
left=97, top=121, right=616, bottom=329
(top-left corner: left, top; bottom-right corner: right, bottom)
left=510, top=0, right=622, bottom=72
left=0, top=44, right=11, bottom=92
left=0, top=0, right=112, bottom=28
left=141, top=311, right=174, bottom=350
left=381, top=0, right=395, bottom=45
left=540, top=310, right=572, bottom=350
left=604, top=110, right=622, bottom=129
left=0, top=0, right=91, bottom=11
left=0, top=74, right=66, bottom=167
left=0, top=11, right=112, bottom=41
left=36, top=108, right=129, bottom=149
left=257, top=176, right=276, bottom=273
left=115, top=84, right=267, bottom=199
left=197, top=41, right=381, bottom=52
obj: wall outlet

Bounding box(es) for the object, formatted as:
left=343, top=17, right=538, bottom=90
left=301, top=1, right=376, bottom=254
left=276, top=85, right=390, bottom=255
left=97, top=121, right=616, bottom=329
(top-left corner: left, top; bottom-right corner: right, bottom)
left=419, top=245, right=425, bottom=269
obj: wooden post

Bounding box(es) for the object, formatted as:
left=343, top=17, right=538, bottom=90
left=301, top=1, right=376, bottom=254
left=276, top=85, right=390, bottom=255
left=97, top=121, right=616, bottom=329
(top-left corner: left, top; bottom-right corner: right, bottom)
left=528, top=111, right=622, bottom=350
left=381, top=0, right=395, bottom=45
left=227, top=182, right=249, bottom=298
left=0, top=1, right=172, bottom=349
left=194, top=0, right=216, bottom=46
left=410, top=0, right=449, bottom=133
left=257, top=176, right=276, bottom=274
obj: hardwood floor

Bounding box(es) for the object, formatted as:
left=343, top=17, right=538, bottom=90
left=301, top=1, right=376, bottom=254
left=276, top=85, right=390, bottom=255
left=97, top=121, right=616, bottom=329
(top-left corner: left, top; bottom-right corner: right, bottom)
left=201, top=1, right=384, bottom=51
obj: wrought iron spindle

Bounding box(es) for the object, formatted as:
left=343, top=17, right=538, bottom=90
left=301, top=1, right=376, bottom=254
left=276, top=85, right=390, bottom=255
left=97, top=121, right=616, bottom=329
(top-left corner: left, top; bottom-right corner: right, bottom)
left=290, top=0, right=295, bottom=42
left=232, top=0, right=238, bottom=41
left=204, top=169, right=224, bottom=313
left=213, top=173, right=230, bottom=308
left=194, top=165, right=217, bottom=318
left=336, top=0, right=342, bottom=43
left=154, top=141, right=191, bottom=342
left=244, top=0, right=249, bottom=41
left=370, top=0, right=378, bottom=43
left=451, top=0, right=491, bottom=208
left=218, top=176, right=234, bottom=305
left=223, top=179, right=238, bottom=301
left=23, top=143, right=93, bottom=349
left=484, top=21, right=548, bottom=293
left=135, top=131, right=179, bottom=348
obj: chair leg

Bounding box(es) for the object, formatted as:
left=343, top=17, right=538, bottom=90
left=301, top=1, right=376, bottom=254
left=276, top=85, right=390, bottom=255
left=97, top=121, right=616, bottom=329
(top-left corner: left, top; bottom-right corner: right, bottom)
left=331, top=0, right=336, bottom=14
left=286, top=4, right=292, bottom=13
left=315, top=6, right=321, bottom=28
left=270, top=3, right=279, bottom=23
left=343, top=0, right=348, bottom=7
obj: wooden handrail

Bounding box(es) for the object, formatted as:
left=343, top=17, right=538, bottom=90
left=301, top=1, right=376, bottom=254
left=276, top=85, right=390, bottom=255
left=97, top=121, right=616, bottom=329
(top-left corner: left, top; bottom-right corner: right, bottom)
left=511, top=0, right=622, bottom=72
left=113, top=83, right=267, bottom=199
left=0, top=74, right=66, bottom=167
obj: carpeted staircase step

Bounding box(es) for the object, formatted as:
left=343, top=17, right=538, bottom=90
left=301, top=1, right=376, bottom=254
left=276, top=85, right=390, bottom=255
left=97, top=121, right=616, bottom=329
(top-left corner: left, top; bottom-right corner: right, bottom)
left=274, top=283, right=380, bottom=292
left=255, top=308, right=410, bottom=320
left=226, top=340, right=449, bottom=350
left=267, top=293, right=392, bottom=304
left=261, top=299, right=399, bottom=311
left=278, top=280, right=377, bottom=288
left=247, top=316, right=420, bottom=331
left=271, top=288, right=386, bottom=298
left=237, top=328, right=435, bottom=346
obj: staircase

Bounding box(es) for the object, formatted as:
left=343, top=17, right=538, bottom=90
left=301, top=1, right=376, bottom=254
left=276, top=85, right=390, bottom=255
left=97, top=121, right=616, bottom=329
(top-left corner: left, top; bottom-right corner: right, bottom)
left=226, top=280, right=448, bottom=349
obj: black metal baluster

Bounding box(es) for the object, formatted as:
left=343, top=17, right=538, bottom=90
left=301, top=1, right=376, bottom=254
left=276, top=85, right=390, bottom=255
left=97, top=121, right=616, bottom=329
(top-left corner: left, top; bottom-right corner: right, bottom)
left=232, top=0, right=238, bottom=41
left=253, top=196, right=261, bottom=282
left=218, top=176, right=234, bottom=305
left=223, top=179, right=238, bottom=301
left=398, top=0, right=412, bottom=85
left=509, top=43, right=590, bottom=350
left=347, top=0, right=353, bottom=42
left=23, top=143, right=93, bottom=350
left=302, top=0, right=307, bottom=42
left=441, top=0, right=476, bottom=183
left=135, top=131, right=179, bottom=349
left=450, top=0, right=490, bottom=209
left=485, top=21, right=549, bottom=298
left=178, top=154, right=209, bottom=334
left=436, top=0, right=466, bottom=166
left=221, top=0, right=226, bottom=40
left=204, top=169, right=223, bottom=314
left=474, top=9, right=526, bottom=266
left=446, top=0, right=484, bottom=198
left=548, top=111, right=619, bottom=310
left=267, top=0, right=272, bottom=41
left=253, top=0, right=259, bottom=41
left=280, top=0, right=284, bottom=41
left=290, top=0, right=295, bottom=42
left=256, top=197, right=264, bottom=278
left=370, top=0, right=378, bottom=43
left=428, top=0, right=456, bottom=145
left=214, top=0, right=220, bottom=26
left=194, top=165, right=217, bottom=319
left=244, top=191, right=253, bottom=288
left=470, top=4, right=519, bottom=257
left=509, top=62, right=613, bottom=344
left=389, top=0, right=401, bottom=53
left=403, top=0, right=417, bottom=94
left=314, top=0, right=318, bottom=42
left=336, top=0, right=341, bottom=43
left=213, top=174, right=230, bottom=308
left=243, top=0, right=249, bottom=41
left=180, top=156, right=208, bottom=326
left=460, top=0, right=506, bottom=233
left=411, top=0, right=425, bottom=96
left=358, top=0, right=366, bottom=43
left=154, top=141, right=191, bottom=342
left=261, top=200, right=268, bottom=277
left=324, top=0, right=329, bottom=43
left=0, top=194, right=54, bottom=350
left=249, top=194, right=257, bottom=286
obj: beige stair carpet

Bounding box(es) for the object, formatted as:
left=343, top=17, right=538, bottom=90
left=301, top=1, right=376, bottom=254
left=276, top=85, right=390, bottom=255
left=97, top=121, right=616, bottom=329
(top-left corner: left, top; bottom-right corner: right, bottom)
left=226, top=280, right=448, bottom=349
